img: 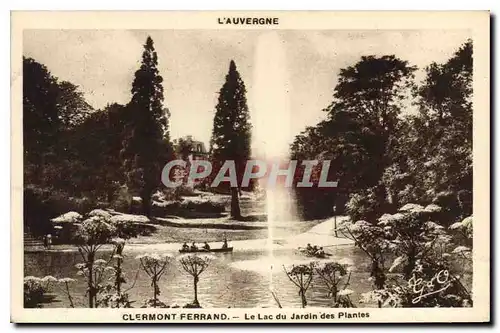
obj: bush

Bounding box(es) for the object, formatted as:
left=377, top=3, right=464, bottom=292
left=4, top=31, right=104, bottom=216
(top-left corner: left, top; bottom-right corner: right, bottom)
left=151, top=198, right=225, bottom=217
left=24, top=186, right=98, bottom=237
left=24, top=277, right=47, bottom=308
left=23, top=276, right=57, bottom=308
left=111, top=185, right=132, bottom=213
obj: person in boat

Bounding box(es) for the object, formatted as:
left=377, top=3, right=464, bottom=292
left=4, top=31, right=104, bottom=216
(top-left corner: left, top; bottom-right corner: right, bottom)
left=312, top=245, right=319, bottom=254
left=203, top=242, right=211, bottom=250
left=306, top=243, right=313, bottom=252
left=222, top=237, right=228, bottom=249
left=182, top=242, right=189, bottom=251
left=316, top=247, right=325, bottom=256
left=190, top=242, right=198, bottom=251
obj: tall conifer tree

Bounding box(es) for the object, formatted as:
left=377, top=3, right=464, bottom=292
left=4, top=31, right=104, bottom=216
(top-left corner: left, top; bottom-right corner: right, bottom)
left=210, top=60, right=252, bottom=219
left=121, top=36, right=172, bottom=216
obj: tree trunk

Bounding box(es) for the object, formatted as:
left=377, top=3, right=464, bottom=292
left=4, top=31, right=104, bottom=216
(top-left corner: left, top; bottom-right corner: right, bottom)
left=115, top=258, right=122, bottom=308
left=193, top=275, right=199, bottom=305
left=87, top=253, right=95, bottom=308
left=107, top=187, right=115, bottom=203
left=153, top=279, right=157, bottom=308
left=141, top=190, right=152, bottom=217
left=300, top=289, right=307, bottom=308
left=230, top=187, right=241, bottom=219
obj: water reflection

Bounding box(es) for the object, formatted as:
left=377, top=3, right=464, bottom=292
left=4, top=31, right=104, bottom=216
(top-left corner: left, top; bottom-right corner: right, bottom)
left=25, top=246, right=372, bottom=308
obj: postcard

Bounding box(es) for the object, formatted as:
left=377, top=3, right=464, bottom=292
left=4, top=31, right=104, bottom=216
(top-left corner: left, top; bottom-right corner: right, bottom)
left=11, top=10, right=490, bottom=323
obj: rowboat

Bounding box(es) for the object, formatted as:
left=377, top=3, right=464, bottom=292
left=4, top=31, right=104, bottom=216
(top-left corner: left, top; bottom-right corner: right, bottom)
left=178, top=247, right=233, bottom=254
left=298, top=248, right=332, bottom=258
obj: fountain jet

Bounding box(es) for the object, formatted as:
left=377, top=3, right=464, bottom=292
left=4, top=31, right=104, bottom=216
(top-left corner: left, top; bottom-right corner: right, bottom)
left=251, top=31, right=297, bottom=289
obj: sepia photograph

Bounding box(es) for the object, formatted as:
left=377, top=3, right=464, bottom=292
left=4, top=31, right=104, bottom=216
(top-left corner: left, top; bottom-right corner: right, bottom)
left=11, top=11, right=490, bottom=323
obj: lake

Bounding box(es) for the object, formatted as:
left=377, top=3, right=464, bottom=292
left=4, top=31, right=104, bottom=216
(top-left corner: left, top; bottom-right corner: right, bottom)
left=24, top=245, right=375, bottom=308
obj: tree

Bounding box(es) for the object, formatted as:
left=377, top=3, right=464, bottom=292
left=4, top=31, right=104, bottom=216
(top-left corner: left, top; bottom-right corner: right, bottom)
left=210, top=60, right=252, bottom=219
left=291, top=56, right=416, bottom=220
left=313, top=259, right=355, bottom=307
left=283, top=263, right=314, bottom=308
left=56, top=80, right=94, bottom=129
left=23, top=57, right=61, bottom=184
left=136, top=253, right=173, bottom=308
left=325, top=56, right=416, bottom=219
left=23, top=57, right=94, bottom=187
left=121, top=36, right=173, bottom=216
left=73, top=212, right=116, bottom=308
left=178, top=254, right=215, bottom=307
left=381, top=40, right=473, bottom=223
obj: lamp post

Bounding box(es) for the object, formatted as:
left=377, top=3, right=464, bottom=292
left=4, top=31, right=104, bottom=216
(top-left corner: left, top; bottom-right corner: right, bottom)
left=333, top=204, right=338, bottom=238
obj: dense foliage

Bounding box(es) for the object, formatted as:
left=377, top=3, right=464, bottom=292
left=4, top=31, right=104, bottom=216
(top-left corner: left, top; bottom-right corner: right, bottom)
left=121, top=37, right=174, bottom=217
left=209, top=60, right=252, bottom=218
left=290, top=40, right=474, bottom=308
left=24, top=36, right=174, bottom=234
left=291, top=41, right=473, bottom=224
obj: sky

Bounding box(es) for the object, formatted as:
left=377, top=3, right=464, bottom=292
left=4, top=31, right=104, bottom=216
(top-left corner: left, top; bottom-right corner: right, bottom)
left=23, top=29, right=471, bottom=151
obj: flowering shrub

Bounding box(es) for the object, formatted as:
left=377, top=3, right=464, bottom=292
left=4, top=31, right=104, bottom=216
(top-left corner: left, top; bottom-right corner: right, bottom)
left=51, top=211, right=83, bottom=224
left=283, top=263, right=314, bottom=308
left=88, top=209, right=112, bottom=219
left=24, top=276, right=74, bottom=308
left=178, top=254, right=215, bottom=307
left=313, top=259, right=355, bottom=307
left=24, top=276, right=54, bottom=308
left=58, top=277, right=76, bottom=308
left=449, top=215, right=473, bottom=245
left=74, top=214, right=117, bottom=308
left=378, top=203, right=449, bottom=279
left=353, top=204, right=472, bottom=308
left=137, top=253, right=174, bottom=308
left=338, top=219, right=390, bottom=290
left=341, top=201, right=473, bottom=308
left=75, top=216, right=116, bottom=246
left=95, top=238, right=134, bottom=308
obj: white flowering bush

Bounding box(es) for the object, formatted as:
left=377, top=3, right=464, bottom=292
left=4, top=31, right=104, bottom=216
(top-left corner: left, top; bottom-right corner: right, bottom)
left=283, top=263, right=314, bottom=308
left=378, top=203, right=449, bottom=279
left=341, top=202, right=472, bottom=308
left=95, top=238, right=134, bottom=308
left=51, top=211, right=83, bottom=224
left=313, top=259, right=354, bottom=307
left=109, top=213, right=152, bottom=238
left=338, top=219, right=390, bottom=290
left=75, top=216, right=116, bottom=246
left=449, top=215, right=473, bottom=244
left=137, top=253, right=174, bottom=308
left=24, top=276, right=74, bottom=308
left=74, top=213, right=118, bottom=308
left=58, top=277, right=77, bottom=308
left=88, top=209, right=112, bottom=219
left=178, top=254, right=215, bottom=307
left=24, top=276, right=53, bottom=308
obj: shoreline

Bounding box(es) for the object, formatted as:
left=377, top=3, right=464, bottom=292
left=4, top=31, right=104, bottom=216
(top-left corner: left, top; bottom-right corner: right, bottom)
left=24, top=216, right=354, bottom=254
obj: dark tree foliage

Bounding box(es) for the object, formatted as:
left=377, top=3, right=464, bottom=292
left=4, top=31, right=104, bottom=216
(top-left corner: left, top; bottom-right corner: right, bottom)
left=121, top=36, right=173, bottom=217
left=384, top=40, right=473, bottom=223
left=292, top=55, right=416, bottom=220
left=61, top=103, right=129, bottom=200
left=210, top=60, right=252, bottom=219
left=56, top=81, right=94, bottom=129
left=23, top=57, right=95, bottom=187
left=176, top=137, right=194, bottom=162
left=23, top=57, right=62, bottom=183
left=291, top=41, right=472, bottom=225
left=23, top=57, right=99, bottom=234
